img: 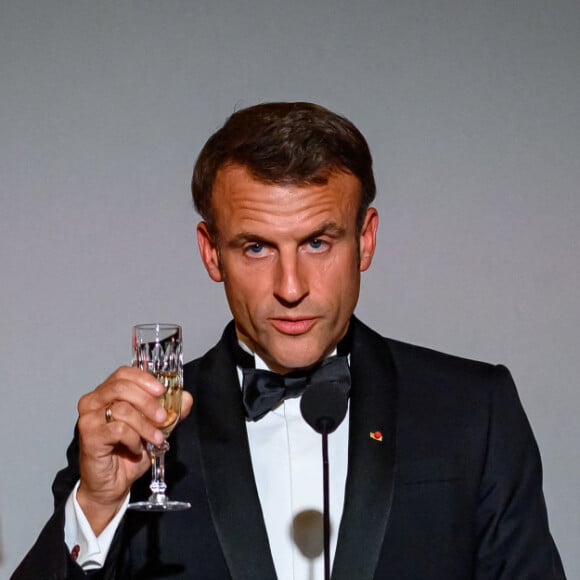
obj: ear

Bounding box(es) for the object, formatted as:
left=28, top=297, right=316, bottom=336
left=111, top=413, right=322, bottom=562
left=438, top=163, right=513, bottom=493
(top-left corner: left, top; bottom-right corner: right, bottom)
left=359, top=208, right=378, bottom=272
left=197, top=221, right=224, bottom=282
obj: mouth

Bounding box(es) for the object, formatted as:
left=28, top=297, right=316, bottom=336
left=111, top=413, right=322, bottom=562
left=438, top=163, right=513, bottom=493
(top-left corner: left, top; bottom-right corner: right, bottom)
left=270, top=317, right=317, bottom=336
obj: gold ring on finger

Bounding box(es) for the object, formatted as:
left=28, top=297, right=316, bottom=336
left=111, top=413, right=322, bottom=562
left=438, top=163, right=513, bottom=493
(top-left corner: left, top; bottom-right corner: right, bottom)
left=105, top=403, right=114, bottom=424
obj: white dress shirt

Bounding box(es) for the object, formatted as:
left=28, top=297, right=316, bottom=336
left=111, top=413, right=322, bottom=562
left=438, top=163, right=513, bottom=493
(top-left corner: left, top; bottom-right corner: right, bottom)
left=246, top=353, right=349, bottom=580
left=65, top=351, right=350, bottom=579
left=64, top=481, right=129, bottom=570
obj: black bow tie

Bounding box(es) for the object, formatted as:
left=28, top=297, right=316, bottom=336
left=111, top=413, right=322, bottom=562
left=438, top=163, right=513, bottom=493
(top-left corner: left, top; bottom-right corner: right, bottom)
left=241, top=355, right=351, bottom=421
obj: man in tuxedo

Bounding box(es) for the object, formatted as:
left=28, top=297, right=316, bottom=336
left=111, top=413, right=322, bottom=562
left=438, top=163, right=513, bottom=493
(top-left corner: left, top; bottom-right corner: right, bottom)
left=14, top=102, right=565, bottom=579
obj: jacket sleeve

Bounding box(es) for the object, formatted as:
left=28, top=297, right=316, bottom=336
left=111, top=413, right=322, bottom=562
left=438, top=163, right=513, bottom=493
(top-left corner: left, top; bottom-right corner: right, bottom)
left=11, top=426, right=122, bottom=580
left=475, top=365, right=566, bottom=579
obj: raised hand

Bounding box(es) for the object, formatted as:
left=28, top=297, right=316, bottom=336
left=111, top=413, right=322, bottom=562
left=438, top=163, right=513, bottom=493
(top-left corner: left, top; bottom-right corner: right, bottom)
left=75, top=366, right=193, bottom=534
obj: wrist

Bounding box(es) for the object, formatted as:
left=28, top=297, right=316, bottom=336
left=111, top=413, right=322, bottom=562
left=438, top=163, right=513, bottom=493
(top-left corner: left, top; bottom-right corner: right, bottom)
left=77, top=483, right=129, bottom=536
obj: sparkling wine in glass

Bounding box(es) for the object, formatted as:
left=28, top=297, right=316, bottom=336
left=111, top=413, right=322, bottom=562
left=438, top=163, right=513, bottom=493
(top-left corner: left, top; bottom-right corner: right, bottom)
left=128, top=323, right=191, bottom=511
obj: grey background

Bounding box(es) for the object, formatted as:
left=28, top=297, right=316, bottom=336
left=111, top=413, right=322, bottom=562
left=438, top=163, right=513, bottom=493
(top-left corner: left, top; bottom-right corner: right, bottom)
left=1, top=0, right=578, bottom=576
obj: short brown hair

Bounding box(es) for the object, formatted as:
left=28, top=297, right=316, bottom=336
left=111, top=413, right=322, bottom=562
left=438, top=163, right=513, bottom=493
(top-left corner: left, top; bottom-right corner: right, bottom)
left=191, top=102, right=376, bottom=235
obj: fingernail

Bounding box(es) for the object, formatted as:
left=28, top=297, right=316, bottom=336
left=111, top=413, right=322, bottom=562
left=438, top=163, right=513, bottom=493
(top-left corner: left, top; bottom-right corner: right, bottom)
left=153, top=430, right=165, bottom=445
left=155, top=407, right=166, bottom=422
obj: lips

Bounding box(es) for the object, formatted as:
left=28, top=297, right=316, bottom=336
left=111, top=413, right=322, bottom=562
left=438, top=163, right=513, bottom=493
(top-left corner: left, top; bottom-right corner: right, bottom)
left=270, top=317, right=317, bottom=335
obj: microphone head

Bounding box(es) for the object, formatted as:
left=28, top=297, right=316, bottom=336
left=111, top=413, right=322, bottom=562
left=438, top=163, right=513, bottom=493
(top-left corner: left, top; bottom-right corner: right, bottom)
left=300, top=380, right=349, bottom=434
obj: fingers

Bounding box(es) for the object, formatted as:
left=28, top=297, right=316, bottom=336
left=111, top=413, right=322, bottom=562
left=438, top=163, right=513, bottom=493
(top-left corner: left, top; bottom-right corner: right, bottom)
left=79, top=366, right=166, bottom=420
left=104, top=400, right=165, bottom=448
left=180, top=391, right=194, bottom=421
left=78, top=366, right=168, bottom=449
left=77, top=365, right=195, bottom=458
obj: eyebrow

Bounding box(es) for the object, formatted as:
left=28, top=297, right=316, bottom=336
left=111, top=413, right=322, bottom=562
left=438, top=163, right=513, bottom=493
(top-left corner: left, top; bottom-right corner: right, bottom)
left=228, top=221, right=347, bottom=248
left=304, top=221, right=347, bottom=241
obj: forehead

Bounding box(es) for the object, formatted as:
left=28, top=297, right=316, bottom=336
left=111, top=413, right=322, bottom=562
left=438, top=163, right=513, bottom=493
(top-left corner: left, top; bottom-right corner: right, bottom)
left=211, top=164, right=361, bottom=236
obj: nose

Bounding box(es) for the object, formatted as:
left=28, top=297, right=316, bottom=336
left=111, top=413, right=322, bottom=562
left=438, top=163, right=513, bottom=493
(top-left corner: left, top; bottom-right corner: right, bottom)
left=273, top=250, right=308, bottom=305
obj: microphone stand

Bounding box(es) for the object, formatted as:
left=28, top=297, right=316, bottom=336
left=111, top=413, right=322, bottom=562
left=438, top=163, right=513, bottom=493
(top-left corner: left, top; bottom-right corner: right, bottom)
left=300, top=371, right=350, bottom=580
left=321, top=425, right=331, bottom=580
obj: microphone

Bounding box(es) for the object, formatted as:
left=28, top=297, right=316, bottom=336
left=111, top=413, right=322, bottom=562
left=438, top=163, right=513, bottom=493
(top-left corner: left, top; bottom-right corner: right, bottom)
left=300, top=380, right=349, bottom=434
left=300, top=379, right=349, bottom=580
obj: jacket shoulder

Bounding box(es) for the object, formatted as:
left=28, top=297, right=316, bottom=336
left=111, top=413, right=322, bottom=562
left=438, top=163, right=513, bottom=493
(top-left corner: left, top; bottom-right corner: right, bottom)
left=352, top=316, right=508, bottom=389
left=355, top=315, right=497, bottom=364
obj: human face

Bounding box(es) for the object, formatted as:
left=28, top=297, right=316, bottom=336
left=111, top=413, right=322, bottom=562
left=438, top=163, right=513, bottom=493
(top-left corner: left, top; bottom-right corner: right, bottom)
left=197, top=164, right=378, bottom=374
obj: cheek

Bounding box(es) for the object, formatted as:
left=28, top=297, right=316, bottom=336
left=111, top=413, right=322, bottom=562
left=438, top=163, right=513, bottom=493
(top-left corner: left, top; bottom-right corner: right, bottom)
left=225, top=261, right=272, bottom=292
left=310, top=257, right=360, bottom=302
left=222, top=268, right=269, bottom=315
left=316, top=249, right=359, bottom=283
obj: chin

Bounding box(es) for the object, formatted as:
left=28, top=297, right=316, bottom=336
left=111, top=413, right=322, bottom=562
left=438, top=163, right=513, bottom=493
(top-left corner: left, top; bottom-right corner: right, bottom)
left=260, top=332, right=332, bottom=372
left=271, top=349, right=326, bottom=373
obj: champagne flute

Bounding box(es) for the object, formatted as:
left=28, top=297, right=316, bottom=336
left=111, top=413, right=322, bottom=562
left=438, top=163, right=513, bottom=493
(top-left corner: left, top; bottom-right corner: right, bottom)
left=128, top=323, right=191, bottom=511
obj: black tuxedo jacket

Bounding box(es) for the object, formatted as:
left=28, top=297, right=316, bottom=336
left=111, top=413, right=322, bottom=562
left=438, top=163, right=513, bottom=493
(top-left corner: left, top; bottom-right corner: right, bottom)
left=13, top=317, right=565, bottom=579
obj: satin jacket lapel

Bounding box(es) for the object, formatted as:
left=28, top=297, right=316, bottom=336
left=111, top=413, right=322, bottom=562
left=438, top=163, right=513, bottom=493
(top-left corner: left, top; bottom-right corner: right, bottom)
left=332, top=318, right=398, bottom=580
left=193, top=325, right=277, bottom=580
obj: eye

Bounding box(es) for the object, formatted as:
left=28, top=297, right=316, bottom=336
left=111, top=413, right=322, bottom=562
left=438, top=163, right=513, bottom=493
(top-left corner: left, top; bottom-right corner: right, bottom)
left=306, top=238, right=328, bottom=252
left=244, top=242, right=267, bottom=257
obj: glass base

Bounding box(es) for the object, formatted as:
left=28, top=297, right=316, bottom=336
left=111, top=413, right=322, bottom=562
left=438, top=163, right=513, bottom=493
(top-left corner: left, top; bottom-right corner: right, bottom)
left=128, top=499, right=191, bottom=511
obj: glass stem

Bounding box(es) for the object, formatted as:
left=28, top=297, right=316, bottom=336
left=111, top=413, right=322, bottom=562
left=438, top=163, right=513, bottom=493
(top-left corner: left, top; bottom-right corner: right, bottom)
left=147, top=440, right=170, bottom=506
